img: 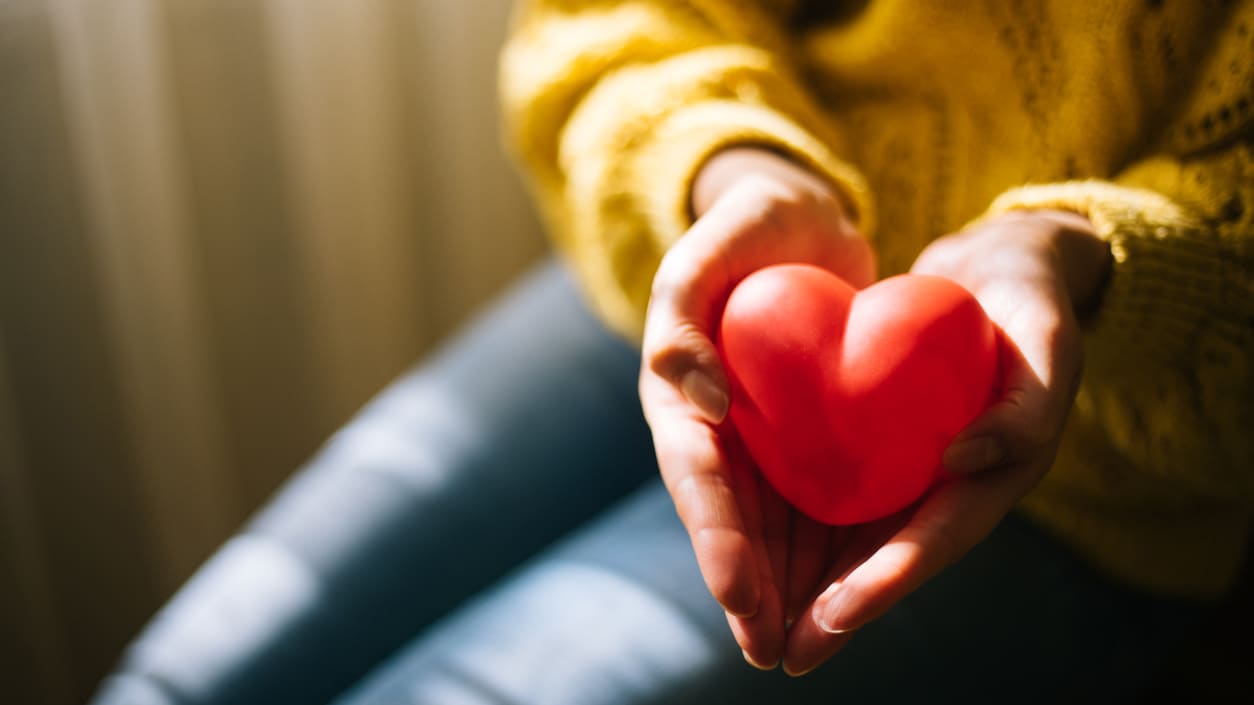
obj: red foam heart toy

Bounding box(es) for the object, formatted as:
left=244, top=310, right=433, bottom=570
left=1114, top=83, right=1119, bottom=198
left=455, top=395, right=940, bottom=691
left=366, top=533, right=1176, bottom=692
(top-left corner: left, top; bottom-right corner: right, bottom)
left=717, top=264, right=999, bottom=525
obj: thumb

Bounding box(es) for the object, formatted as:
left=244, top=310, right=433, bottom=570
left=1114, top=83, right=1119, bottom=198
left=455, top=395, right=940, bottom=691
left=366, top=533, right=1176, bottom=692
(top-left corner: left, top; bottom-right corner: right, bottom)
left=646, top=320, right=730, bottom=424
left=942, top=324, right=1079, bottom=476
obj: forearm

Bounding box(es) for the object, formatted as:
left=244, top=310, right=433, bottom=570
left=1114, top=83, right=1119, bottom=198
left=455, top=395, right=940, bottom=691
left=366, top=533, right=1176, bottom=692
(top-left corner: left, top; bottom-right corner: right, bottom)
left=691, top=146, right=866, bottom=226
left=982, top=146, right=1254, bottom=499
left=500, top=2, right=872, bottom=339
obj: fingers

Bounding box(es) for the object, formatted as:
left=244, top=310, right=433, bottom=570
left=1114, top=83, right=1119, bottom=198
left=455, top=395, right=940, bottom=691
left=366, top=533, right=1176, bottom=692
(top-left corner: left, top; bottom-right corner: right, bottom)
left=784, top=513, right=832, bottom=625
left=645, top=397, right=761, bottom=616
left=642, top=193, right=753, bottom=420
left=642, top=173, right=874, bottom=669
left=759, top=476, right=792, bottom=614
left=781, top=623, right=856, bottom=677
left=809, top=468, right=1031, bottom=639
left=644, top=313, right=729, bottom=424
left=768, top=210, right=1095, bottom=677
left=728, top=578, right=786, bottom=670
left=787, top=290, right=1083, bottom=667
left=643, top=180, right=872, bottom=423
left=944, top=290, right=1082, bottom=476
left=727, top=463, right=790, bottom=669
left=728, top=571, right=786, bottom=670
left=915, top=215, right=1087, bottom=477
left=781, top=520, right=894, bottom=676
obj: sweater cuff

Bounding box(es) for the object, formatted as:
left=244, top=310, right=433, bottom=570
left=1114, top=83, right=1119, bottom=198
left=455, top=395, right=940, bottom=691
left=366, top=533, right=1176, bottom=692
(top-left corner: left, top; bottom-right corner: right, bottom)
left=598, top=100, right=874, bottom=339
left=981, top=181, right=1225, bottom=367
left=635, top=99, right=876, bottom=250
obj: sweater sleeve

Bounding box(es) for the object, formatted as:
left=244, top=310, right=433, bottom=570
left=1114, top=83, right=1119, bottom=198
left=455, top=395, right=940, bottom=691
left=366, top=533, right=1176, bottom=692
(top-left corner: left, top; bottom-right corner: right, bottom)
left=975, top=2, right=1254, bottom=524
left=499, top=0, right=873, bottom=340
left=983, top=145, right=1254, bottom=506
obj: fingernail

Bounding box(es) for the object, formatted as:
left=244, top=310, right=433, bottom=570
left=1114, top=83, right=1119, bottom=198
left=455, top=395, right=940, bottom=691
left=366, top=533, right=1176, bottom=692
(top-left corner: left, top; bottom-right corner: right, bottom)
left=943, top=436, right=1004, bottom=474
left=681, top=370, right=728, bottom=423
left=783, top=658, right=823, bottom=678
left=814, top=586, right=856, bottom=635
left=742, top=648, right=775, bottom=671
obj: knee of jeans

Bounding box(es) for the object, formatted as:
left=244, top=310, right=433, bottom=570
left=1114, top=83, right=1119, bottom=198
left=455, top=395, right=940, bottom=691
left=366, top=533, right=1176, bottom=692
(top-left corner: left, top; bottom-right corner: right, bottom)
left=337, top=560, right=731, bottom=705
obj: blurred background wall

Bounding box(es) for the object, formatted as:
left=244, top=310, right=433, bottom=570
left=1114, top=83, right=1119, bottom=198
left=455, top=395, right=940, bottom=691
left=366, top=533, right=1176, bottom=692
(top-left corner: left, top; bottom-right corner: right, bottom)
left=0, top=1, right=546, bottom=702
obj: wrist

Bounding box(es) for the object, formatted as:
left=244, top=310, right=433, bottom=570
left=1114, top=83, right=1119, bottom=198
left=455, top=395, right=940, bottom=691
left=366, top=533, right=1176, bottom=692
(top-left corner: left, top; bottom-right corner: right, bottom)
left=690, top=146, right=852, bottom=222
left=1004, top=209, right=1112, bottom=313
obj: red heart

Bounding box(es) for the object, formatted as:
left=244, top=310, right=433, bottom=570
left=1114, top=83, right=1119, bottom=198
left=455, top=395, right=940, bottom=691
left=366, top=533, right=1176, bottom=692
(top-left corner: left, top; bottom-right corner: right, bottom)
left=717, top=264, right=999, bottom=525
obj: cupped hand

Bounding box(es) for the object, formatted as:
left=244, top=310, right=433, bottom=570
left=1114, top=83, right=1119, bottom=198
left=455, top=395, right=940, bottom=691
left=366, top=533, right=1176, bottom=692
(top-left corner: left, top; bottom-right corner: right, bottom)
left=639, top=147, right=874, bottom=669
left=781, top=209, right=1112, bottom=674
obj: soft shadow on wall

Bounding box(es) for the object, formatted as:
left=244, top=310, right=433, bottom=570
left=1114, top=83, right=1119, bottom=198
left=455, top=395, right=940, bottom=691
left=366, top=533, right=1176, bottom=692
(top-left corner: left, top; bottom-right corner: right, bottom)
left=0, top=1, right=546, bottom=703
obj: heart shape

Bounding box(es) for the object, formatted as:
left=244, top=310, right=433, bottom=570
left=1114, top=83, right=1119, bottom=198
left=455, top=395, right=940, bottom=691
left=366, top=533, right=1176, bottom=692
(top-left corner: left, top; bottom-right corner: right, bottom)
left=717, top=264, right=999, bottom=525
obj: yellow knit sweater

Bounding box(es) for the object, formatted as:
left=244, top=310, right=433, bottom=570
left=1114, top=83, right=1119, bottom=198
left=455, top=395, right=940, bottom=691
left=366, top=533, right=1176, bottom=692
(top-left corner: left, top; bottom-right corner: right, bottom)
left=500, top=0, right=1254, bottom=598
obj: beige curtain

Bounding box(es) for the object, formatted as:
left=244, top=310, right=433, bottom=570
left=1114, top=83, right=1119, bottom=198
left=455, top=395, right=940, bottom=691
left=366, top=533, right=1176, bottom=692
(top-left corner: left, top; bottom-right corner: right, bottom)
left=0, top=1, right=547, bottom=702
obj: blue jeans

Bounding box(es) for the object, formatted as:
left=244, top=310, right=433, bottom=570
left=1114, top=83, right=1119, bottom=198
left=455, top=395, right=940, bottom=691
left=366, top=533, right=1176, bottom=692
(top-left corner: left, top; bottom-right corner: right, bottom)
left=90, top=261, right=1198, bottom=705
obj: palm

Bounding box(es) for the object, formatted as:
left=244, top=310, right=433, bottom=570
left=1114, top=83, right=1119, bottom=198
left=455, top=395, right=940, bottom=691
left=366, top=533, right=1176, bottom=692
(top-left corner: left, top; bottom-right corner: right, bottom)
left=721, top=327, right=1063, bottom=674
left=643, top=146, right=1104, bottom=676
left=731, top=214, right=1098, bottom=673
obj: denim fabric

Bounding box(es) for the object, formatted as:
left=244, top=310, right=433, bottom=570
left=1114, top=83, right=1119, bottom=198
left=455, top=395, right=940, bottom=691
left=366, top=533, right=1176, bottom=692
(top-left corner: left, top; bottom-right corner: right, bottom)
left=90, top=261, right=1197, bottom=705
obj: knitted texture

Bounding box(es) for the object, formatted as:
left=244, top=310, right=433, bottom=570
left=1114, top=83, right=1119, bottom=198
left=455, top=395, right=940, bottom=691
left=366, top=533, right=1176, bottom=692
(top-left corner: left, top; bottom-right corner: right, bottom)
left=500, top=0, right=1254, bottom=597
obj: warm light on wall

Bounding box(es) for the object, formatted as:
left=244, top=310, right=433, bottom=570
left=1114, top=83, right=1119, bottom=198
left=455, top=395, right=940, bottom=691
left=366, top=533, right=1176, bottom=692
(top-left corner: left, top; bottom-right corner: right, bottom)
left=0, top=2, right=546, bottom=702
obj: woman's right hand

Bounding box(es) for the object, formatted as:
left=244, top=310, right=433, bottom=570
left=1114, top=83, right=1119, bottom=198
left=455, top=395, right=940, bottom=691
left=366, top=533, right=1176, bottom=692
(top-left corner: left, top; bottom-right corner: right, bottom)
left=638, top=146, right=874, bottom=669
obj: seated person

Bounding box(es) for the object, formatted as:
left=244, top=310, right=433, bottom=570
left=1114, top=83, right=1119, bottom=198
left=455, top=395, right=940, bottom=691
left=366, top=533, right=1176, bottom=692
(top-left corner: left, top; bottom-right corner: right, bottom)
left=91, top=1, right=1253, bottom=703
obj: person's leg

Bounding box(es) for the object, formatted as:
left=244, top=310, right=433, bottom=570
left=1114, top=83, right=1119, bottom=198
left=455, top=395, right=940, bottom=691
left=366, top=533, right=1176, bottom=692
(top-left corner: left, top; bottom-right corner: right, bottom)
left=331, top=481, right=740, bottom=705
left=89, top=261, right=658, bottom=705
left=336, top=479, right=1204, bottom=705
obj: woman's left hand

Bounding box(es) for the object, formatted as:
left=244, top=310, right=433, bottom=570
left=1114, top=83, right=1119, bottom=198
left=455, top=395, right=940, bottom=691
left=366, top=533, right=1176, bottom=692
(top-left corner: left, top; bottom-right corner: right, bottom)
left=782, top=209, right=1112, bottom=674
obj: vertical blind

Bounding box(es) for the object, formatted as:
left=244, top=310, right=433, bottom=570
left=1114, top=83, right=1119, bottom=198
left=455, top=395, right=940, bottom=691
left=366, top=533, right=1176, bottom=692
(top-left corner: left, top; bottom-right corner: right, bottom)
left=0, top=1, right=547, bottom=702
